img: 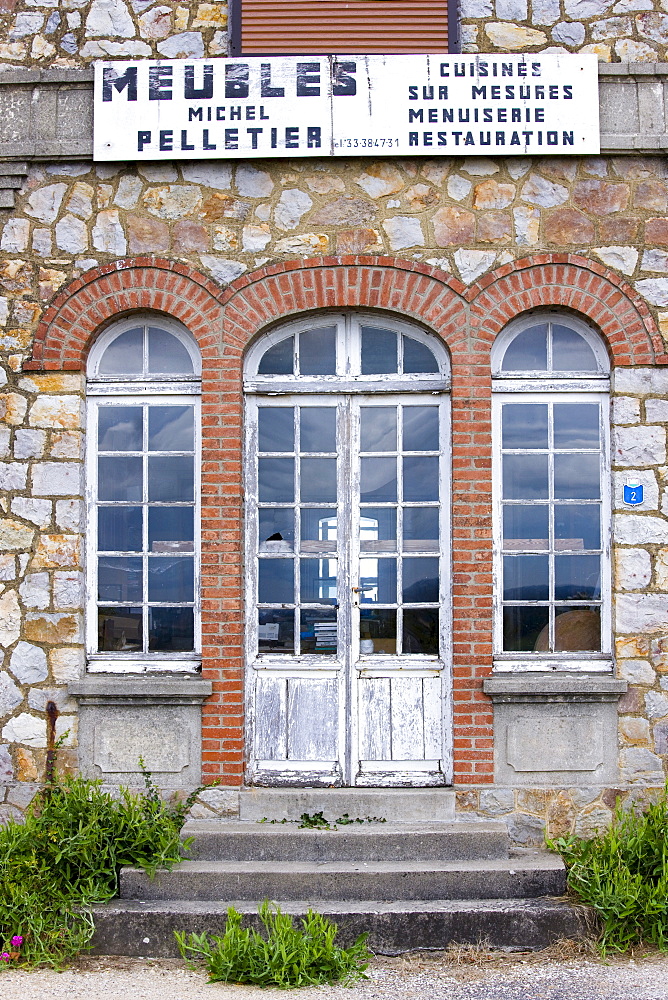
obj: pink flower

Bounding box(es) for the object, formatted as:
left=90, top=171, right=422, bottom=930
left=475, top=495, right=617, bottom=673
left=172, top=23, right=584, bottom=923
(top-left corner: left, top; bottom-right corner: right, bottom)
left=10, top=937, right=22, bottom=948
left=0, top=953, right=10, bottom=962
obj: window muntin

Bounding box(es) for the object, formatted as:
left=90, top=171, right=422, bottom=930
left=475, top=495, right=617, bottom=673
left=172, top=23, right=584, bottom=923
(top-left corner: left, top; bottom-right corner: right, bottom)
left=493, top=315, right=609, bottom=379
left=87, top=317, right=201, bottom=672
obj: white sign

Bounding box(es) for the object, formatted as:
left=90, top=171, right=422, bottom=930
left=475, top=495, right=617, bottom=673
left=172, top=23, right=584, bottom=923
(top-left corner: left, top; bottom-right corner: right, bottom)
left=94, top=53, right=600, bottom=161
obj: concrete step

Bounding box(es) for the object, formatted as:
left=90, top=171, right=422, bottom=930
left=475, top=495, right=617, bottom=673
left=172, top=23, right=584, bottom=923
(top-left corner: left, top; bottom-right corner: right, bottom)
left=91, top=896, right=591, bottom=958
left=238, top=787, right=456, bottom=824
left=181, top=820, right=510, bottom=863
left=120, top=853, right=566, bottom=902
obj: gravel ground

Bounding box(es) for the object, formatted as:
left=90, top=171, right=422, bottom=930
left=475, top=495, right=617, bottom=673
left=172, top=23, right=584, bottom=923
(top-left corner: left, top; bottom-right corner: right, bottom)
left=1, top=947, right=668, bottom=1000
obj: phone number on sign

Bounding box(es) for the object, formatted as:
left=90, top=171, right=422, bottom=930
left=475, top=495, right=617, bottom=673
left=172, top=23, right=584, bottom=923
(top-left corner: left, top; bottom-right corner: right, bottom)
left=334, top=138, right=400, bottom=148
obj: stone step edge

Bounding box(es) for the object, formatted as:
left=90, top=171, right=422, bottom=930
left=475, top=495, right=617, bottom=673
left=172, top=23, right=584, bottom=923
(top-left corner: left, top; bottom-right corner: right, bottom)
left=181, top=820, right=508, bottom=834
left=125, top=856, right=564, bottom=875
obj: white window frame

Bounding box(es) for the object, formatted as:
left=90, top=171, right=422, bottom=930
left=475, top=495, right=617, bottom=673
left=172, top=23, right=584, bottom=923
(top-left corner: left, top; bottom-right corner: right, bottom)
left=86, top=315, right=202, bottom=673
left=491, top=313, right=612, bottom=672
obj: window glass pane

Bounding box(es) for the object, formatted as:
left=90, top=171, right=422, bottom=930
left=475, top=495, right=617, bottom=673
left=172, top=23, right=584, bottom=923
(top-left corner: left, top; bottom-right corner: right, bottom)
left=502, top=404, right=548, bottom=449
left=98, top=557, right=142, bottom=602
left=259, top=609, right=294, bottom=653
left=403, top=557, right=439, bottom=603
left=260, top=508, right=295, bottom=550
left=149, top=508, right=194, bottom=552
left=98, top=406, right=143, bottom=451
left=403, top=609, right=439, bottom=654
left=502, top=454, right=548, bottom=500
left=359, top=557, right=396, bottom=603
left=300, top=458, right=337, bottom=502
left=503, top=605, right=549, bottom=652
left=258, top=457, right=294, bottom=502
left=403, top=507, right=438, bottom=551
left=552, top=325, right=598, bottom=372
left=555, top=554, right=600, bottom=600
left=360, top=609, right=396, bottom=654
left=300, top=558, right=337, bottom=603
left=503, top=555, right=549, bottom=601
left=259, top=408, right=294, bottom=453
left=500, top=325, right=548, bottom=372
left=258, top=336, right=294, bottom=375
left=300, top=407, right=336, bottom=453
left=147, top=327, right=195, bottom=374
left=98, top=506, right=142, bottom=552
left=403, top=456, right=438, bottom=501
left=97, top=328, right=143, bottom=375
left=148, top=556, right=194, bottom=602
left=361, top=327, right=397, bottom=374
left=554, top=504, right=600, bottom=550
left=361, top=508, right=397, bottom=551
left=403, top=335, right=439, bottom=374
left=148, top=456, right=194, bottom=502
left=148, top=406, right=194, bottom=451
left=301, top=509, right=337, bottom=551
left=361, top=407, right=397, bottom=452
left=299, top=327, right=336, bottom=375
left=361, top=457, right=397, bottom=502
left=259, top=558, right=294, bottom=603
left=554, top=606, right=601, bottom=651
left=98, top=456, right=143, bottom=502
left=300, top=609, right=337, bottom=654
left=149, top=607, right=194, bottom=651
left=502, top=505, right=548, bottom=551
left=553, top=403, right=599, bottom=449
left=403, top=406, right=439, bottom=452
left=98, top=607, right=142, bottom=651
left=554, top=454, right=600, bottom=499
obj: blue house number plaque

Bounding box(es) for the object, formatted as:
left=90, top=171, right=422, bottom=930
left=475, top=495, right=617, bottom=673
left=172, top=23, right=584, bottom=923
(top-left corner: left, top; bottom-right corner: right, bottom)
left=623, top=482, right=644, bottom=506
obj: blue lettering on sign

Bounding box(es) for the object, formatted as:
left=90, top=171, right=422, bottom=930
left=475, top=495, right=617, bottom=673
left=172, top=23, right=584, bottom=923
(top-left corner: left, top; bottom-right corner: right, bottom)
left=623, top=482, right=643, bottom=506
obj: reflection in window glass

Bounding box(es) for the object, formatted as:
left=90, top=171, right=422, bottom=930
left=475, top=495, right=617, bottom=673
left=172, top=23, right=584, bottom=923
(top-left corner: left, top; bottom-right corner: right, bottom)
left=299, top=327, right=336, bottom=375
left=259, top=408, right=294, bottom=453
left=258, top=336, right=294, bottom=375
left=553, top=403, right=599, bottom=448
left=259, top=457, right=294, bottom=503
left=260, top=508, right=295, bottom=549
left=361, top=407, right=396, bottom=452
left=148, top=406, right=194, bottom=451
left=300, top=458, right=337, bottom=503
left=403, top=456, right=439, bottom=502
left=300, top=609, right=337, bottom=654
left=97, top=328, right=143, bottom=375
left=300, top=407, right=336, bottom=453
left=360, top=608, right=396, bottom=654
left=403, top=407, right=439, bottom=452
left=98, top=406, right=143, bottom=451
left=403, top=609, right=439, bottom=654
left=300, top=558, right=337, bottom=603
left=361, top=457, right=397, bottom=502
left=552, top=325, right=598, bottom=372
left=403, top=336, right=439, bottom=374
left=147, top=327, right=194, bottom=374
left=361, top=327, right=397, bottom=374
left=259, top=609, right=294, bottom=653
left=98, top=607, right=142, bottom=651
left=501, top=325, right=548, bottom=371
left=149, top=607, right=194, bottom=651
left=99, top=506, right=142, bottom=552
left=148, top=556, right=194, bottom=602
left=359, top=557, right=396, bottom=604
left=502, top=405, right=548, bottom=450
left=98, top=456, right=142, bottom=502
left=259, top=558, right=294, bottom=604
left=403, top=508, right=438, bottom=551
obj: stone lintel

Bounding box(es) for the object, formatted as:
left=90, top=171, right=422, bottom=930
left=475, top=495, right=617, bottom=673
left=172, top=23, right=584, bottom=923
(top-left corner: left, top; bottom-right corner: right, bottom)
left=69, top=675, right=213, bottom=707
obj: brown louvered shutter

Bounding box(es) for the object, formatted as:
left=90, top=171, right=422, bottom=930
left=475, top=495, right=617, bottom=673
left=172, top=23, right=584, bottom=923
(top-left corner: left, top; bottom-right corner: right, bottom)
left=239, top=0, right=450, bottom=55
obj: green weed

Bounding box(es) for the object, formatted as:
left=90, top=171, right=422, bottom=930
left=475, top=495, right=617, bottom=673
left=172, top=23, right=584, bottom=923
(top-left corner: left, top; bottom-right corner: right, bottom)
left=176, top=900, right=370, bottom=987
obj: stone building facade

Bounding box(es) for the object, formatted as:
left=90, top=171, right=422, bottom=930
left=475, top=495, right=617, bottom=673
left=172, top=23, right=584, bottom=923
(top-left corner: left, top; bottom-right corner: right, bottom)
left=0, top=0, right=667, bottom=844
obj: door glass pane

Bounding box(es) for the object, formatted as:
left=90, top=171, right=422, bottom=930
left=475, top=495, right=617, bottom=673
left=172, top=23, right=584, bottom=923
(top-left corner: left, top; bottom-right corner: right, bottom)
left=300, top=558, right=337, bottom=602
left=97, top=328, right=143, bottom=375
left=361, top=407, right=397, bottom=452
left=552, top=325, right=598, bottom=372
left=259, top=609, right=294, bottom=652
left=502, top=404, right=548, bottom=449
left=359, top=557, right=396, bottom=603
left=301, top=509, right=337, bottom=551
left=555, top=554, right=600, bottom=600
left=259, top=408, right=294, bottom=453
left=147, top=328, right=194, bottom=374
left=260, top=508, right=295, bottom=550
left=403, top=557, right=439, bottom=603
left=98, top=607, right=142, bottom=650
left=98, top=456, right=142, bottom=501
left=258, top=336, right=294, bottom=375
left=360, top=609, right=396, bottom=654
left=403, top=456, right=438, bottom=501
left=149, top=508, right=194, bottom=552
left=361, top=327, right=397, bottom=374
left=503, top=605, right=549, bottom=651
left=299, top=327, right=337, bottom=375
left=300, top=609, right=337, bottom=654
left=553, top=403, right=599, bottom=448
left=403, top=336, right=439, bottom=374
left=98, top=557, right=142, bottom=602
left=403, top=406, right=439, bottom=452
left=502, top=505, right=548, bottom=550
left=98, top=406, right=143, bottom=451
left=259, top=457, right=294, bottom=502
left=554, top=454, right=600, bottom=499
left=403, top=609, right=439, bottom=654
left=300, top=407, right=336, bottom=452
left=259, top=558, right=294, bottom=603
left=361, top=457, right=397, bottom=502
left=500, top=324, right=547, bottom=371
left=98, top=506, right=142, bottom=552
left=148, top=456, right=194, bottom=501
left=503, top=555, right=549, bottom=601
left=361, top=508, right=397, bottom=551
left=554, top=504, right=600, bottom=550
left=149, top=607, right=194, bottom=650
left=503, top=455, right=548, bottom=500
left=554, top=606, right=601, bottom=650
left=148, top=556, right=194, bottom=602
left=300, top=458, right=337, bottom=502
left=403, top=507, right=438, bottom=551
left=148, top=406, right=194, bottom=451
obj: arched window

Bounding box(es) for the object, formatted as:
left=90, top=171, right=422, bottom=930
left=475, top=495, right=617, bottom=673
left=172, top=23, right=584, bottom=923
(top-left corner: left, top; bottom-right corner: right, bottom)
left=491, top=313, right=611, bottom=671
left=244, top=313, right=452, bottom=787
left=86, top=316, right=201, bottom=672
